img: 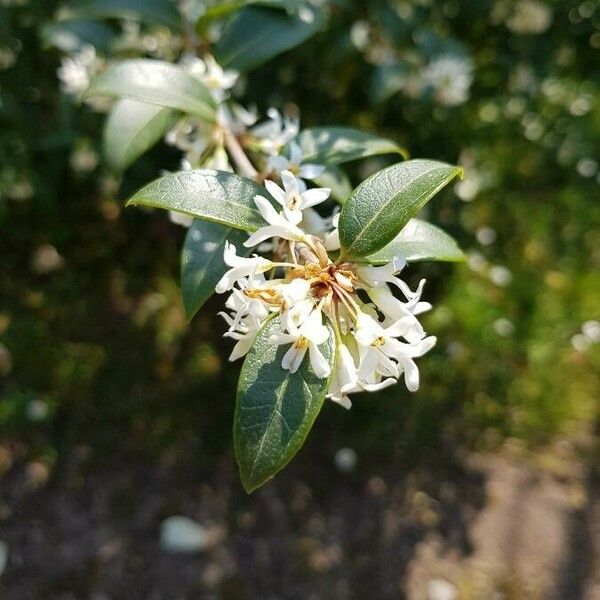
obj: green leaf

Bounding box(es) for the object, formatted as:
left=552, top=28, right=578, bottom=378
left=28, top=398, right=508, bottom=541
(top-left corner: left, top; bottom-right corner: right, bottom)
left=294, top=127, right=408, bottom=165
left=313, top=165, right=353, bottom=204
left=214, top=5, right=325, bottom=72
left=57, top=0, right=181, bottom=30
left=41, top=20, right=116, bottom=52
left=103, top=99, right=179, bottom=171
left=84, top=60, right=216, bottom=122
left=339, top=159, right=463, bottom=258
left=359, top=219, right=465, bottom=264
left=181, top=220, right=251, bottom=321
left=127, top=169, right=265, bottom=232
left=197, top=0, right=296, bottom=29
left=235, top=315, right=336, bottom=493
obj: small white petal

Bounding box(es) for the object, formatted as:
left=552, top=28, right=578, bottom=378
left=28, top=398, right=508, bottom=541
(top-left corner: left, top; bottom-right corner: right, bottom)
left=253, top=195, right=281, bottom=224
left=301, top=187, right=331, bottom=209
left=264, top=180, right=286, bottom=207
left=309, top=343, right=331, bottom=378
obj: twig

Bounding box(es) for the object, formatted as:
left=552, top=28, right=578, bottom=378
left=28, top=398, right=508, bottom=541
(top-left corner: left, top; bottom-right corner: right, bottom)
left=223, top=129, right=259, bottom=180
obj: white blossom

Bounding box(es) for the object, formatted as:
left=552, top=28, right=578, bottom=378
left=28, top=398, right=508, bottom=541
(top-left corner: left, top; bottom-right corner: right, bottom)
left=268, top=142, right=326, bottom=182
left=243, top=195, right=306, bottom=248
left=421, top=55, right=473, bottom=107
left=354, top=312, right=436, bottom=392
left=271, top=305, right=331, bottom=377
left=215, top=242, right=273, bottom=293
left=251, top=108, right=300, bottom=155
left=265, top=170, right=330, bottom=225
left=57, top=45, right=102, bottom=97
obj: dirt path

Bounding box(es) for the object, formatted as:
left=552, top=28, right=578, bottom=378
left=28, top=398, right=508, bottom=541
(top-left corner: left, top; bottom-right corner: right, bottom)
left=0, top=440, right=598, bottom=599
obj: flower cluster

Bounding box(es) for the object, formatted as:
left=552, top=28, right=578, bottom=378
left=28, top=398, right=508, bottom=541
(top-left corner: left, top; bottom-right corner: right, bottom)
left=215, top=165, right=436, bottom=409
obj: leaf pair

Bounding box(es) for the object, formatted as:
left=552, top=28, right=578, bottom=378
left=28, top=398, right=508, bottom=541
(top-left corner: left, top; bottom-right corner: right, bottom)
left=338, top=159, right=464, bottom=259
left=84, top=60, right=217, bottom=171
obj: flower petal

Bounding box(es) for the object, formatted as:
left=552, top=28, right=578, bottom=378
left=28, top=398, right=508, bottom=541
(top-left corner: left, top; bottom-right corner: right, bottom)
left=309, top=343, right=331, bottom=378
left=264, top=180, right=286, bottom=207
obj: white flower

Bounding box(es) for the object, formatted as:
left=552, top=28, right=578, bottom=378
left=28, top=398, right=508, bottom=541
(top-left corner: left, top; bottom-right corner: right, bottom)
left=251, top=108, right=300, bottom=155
left=221, top=285, right=269, bottom=330
left=327, top=343, right=397, bottom=409
left=264, top=170, right=330, bottom=225
left=278, top=278, right=311, bottom=309
left=184, top=54, right=238, bottom=101
left=421, top=56, right=473, bottom=107
left=271, top=306, right=331, bottom=378
left=324, top=212, right=341, bottom=251
left=221, top=313, right=264, bottom=361
left=268, top=142, right=326, bottom=181
left=57, top=45, right=102, bottom=96
left=506, top=0, right=552, bottom=35
left=327, top=343, right=358, bottom=409
left=355, top=257, right=407, bottom=289
left=244, top=195, right=306, bottom=248
left=201, top=55, right=238, bottom=95
left=215, top=242, right=273, bottom=293
left=354, top=312, right=436, bottom=392
left=217, top=103, right=258, bottom=135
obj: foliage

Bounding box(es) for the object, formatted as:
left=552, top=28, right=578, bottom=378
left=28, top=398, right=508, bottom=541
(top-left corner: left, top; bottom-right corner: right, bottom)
left=0, top=0, right=598, bottom=495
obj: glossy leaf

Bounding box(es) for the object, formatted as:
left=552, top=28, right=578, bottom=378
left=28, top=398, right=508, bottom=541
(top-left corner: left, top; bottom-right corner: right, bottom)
left=197, top=0, right=295, bottom=28
left=339, top=159, right=463, bottom=257
left=127, top=170, right=265, bottom=232
left=235, top=315, right=336, bottom=493
left=359, top=219, right=465, bottom=264
left=84, top=60, right=216, bottom=122
left=214, top=5, right=325, bottom=72
left=103, top=99, right=179, bottom=171
left=294, top=127, right=408, bottom=165
left=57, top=0, right=181, bottom=30
left=181, top=220, right=251, bottom=321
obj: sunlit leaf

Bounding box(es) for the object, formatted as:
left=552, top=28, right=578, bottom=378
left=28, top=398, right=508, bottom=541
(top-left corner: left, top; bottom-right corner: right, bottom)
left=84, top=60, right=216, bottom=122
left=127, top=170, right=265, bottom=232
left=294, top=127, right=408, bottom=165
left=359, top=218, right=465, bottom=264
left=339, top=159, right=463, bottom=257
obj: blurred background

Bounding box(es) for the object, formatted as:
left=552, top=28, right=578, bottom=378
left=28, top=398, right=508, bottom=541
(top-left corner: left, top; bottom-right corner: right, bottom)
left=0, top=0, right=599, bottom=598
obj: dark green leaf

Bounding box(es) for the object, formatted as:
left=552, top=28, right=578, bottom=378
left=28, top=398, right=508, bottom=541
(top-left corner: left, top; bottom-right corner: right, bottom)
left=197, top=0, right=295, bottom=29
left=127, top=169, right=265, bottom=232
left=214, top=5, right=325, bottom=72
left=103, top=99, right=179, bottom=171
left=57, top=0, right=181, bottom=30
left=84, top=60, right=216, bottom=122
left=294, top=127, right=408, bottom=165
left=235, top=315, right=336, bottom=493
left=181, top=220, right=251, bottom=321
left=339, top=159, right=463, bottom=257
left=359, top=219, right=465, bottom=264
